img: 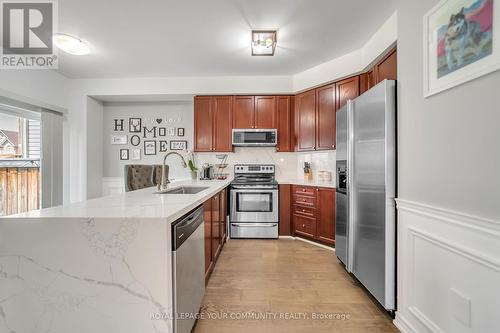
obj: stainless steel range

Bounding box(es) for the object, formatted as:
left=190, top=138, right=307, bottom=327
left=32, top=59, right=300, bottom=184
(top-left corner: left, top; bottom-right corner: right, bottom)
left=230, top=164, right=278, bottom=239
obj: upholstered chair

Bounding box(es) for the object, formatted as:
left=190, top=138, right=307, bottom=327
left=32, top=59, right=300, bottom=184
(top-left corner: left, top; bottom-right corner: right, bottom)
left=124, top=164, right=163, bottom=192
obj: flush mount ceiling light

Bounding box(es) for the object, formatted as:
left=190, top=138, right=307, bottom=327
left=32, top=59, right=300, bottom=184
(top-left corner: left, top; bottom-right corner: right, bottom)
left=251, top=30, right=277, bottom=56
left=52, top=33, right=91, bottom=55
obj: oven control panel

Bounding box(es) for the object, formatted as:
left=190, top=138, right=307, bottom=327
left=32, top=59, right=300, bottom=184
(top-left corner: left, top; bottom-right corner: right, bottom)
left=234, top=164, right=275, bottom=174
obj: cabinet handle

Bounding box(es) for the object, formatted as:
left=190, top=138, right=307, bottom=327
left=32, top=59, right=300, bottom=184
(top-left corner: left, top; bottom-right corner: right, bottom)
left=302, top=189, right=306, bottom=192
left=316, top=188, right=319, bottom=192
left=302, top=224, right=305, bottom=228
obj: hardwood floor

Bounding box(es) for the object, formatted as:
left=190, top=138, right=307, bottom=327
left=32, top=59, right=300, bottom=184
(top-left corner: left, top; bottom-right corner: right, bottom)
left=194, top=239, right=398, bottom=333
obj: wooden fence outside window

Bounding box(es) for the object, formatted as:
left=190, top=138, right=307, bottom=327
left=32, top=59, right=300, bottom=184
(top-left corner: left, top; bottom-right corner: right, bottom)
left=0, top=165, right=40, bottom=216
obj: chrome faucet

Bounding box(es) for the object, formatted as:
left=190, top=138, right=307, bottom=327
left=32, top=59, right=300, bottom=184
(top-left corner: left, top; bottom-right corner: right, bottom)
left=158, top=152, right=188, bottom=191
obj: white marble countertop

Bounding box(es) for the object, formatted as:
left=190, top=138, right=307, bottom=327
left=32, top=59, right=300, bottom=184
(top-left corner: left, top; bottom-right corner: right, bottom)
left=4, top=178, right=232, bottom=222
left=277, top=178, right=336, bottom=188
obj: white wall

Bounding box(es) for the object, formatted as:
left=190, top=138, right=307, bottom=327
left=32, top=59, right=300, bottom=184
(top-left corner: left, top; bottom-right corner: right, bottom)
left=292, top=11, right=398, bottom=91
left=86, top=97, right=104, bottom=199
left=394, top=1, right=500, bottom=332
left=0, top=70, right=69, bottom=112
left=102, top=101, right=194, bottom=180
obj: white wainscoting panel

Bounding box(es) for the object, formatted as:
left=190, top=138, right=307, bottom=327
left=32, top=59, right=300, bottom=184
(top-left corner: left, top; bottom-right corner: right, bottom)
left=102, top=177, right=124, bottom=196
left=394, top=199, right=500, bottom=333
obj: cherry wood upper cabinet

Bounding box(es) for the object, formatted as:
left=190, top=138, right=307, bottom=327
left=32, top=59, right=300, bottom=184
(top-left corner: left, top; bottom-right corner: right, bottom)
left=367, top=70, right=376, bottom=90
left=255, top=96, right=276, bottom=129
left=316, top=187, right=335, bottom=245
left=213, top=96, right=233, bottom=152
left=233, top=96, right=255, bottom=128
left=295, top=90, right=316, bottom=151
left=276, top=96, right=292, bottom=152
left=194, top=96, right=232, bottom=152
left=375, top=48, right=397, bottom=83
left=336, top=76, right=359, bottom=109
left=316, top=84, right=336, bottom=150
left=194, top=96, right=213, bottom=152
left=359, top=73, right=369, bottom=95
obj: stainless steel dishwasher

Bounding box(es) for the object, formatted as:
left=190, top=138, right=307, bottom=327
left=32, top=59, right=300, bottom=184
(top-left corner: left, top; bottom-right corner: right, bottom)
left=172, top=205, right=205, bottom=333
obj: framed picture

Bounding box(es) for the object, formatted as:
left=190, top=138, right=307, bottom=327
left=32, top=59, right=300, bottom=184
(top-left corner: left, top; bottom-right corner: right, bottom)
left=424, top=0, right=498, bottom=97
left=131, top=149, right=141, bottom=160
left=170, top=140, right=187, bottom=150
left=158, top=127, right=166, bottom=136
left=144, top=140, right=157, bottom=155
left=167, top=128, right=176, bottom=136
left=120, top=149, right=129, bottom=160
left=111, top=135, right=127, bottom=145
left=129, top=118, right=142, bottom=132
left=159, top=140, right=168, bottom=152
left=177, top=128, right=185, bottom=136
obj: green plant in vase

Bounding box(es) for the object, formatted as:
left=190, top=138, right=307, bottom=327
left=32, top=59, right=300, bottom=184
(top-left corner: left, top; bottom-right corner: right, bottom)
left=186, top=151, right=198, bottom=180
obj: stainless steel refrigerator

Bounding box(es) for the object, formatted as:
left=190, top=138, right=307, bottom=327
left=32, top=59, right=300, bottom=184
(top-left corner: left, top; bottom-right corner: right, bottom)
left=335, top=79, right=396, bottom=311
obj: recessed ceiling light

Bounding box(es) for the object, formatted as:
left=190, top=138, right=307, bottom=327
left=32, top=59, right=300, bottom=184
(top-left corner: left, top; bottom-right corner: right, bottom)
left=52, top=33, right=91, bottom=55
left=251, top=30, right=277, bottom=56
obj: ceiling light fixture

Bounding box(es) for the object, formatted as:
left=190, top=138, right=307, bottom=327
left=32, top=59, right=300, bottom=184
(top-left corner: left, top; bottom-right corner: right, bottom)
left=251, top=30, right=277, bottom=56
left=52, top=33, right=91, bottom=55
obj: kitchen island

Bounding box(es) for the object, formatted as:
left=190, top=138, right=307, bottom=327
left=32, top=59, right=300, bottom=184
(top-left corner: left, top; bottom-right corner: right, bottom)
left=0, top=178, right=231, bottom=333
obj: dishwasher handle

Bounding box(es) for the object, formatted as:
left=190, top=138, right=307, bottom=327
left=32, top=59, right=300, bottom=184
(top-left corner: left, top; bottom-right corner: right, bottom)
left=172, top=205, right=204, bottom=250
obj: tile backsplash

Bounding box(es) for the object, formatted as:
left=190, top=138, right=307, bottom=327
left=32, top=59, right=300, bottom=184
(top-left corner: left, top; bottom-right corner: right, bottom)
left=195, top=147, right=336, bottom=182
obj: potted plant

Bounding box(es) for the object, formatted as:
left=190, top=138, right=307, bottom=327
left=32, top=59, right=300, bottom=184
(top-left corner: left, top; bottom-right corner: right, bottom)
left=186, top=151, right=198, bottom=180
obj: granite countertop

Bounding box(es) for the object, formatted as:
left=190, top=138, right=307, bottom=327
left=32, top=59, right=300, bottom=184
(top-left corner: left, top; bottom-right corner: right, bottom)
left=3, top=178, right=232, bottom=222
left=277, top=178, right=336, bottom=188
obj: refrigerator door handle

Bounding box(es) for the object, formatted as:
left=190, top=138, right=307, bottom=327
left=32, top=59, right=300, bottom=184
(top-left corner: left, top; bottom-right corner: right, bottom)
left=346, top=99, right=355, bottom=273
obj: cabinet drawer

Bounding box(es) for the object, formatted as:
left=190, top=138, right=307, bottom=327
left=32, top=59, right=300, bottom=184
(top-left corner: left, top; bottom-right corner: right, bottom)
left=292, top=204, right=316, bottom=218
left=292, top=185, right=316, bottom=196
left=293, top=214, right=316, bottom=238
left=292, top=194, right=315, bottom=206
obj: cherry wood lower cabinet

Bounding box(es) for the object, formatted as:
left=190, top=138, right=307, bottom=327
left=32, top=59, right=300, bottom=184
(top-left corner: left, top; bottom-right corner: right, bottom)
left=291, top=185, right=335, bottom=246
left=204, top=188, right=228, bottom=282
left=316, top=187, right=336, bottom=245
left=278, top=184, right=292, bottom=236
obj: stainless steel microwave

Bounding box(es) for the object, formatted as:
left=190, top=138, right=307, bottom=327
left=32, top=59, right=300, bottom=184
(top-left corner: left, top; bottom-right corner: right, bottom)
left=232, top=129, right=277, bottom=147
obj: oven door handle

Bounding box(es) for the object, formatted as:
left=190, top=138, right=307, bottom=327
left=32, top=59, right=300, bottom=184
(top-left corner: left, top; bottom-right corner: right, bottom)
left=231, top=189, right=277, bottom=193
left=232, top=223, right=278, bottom=227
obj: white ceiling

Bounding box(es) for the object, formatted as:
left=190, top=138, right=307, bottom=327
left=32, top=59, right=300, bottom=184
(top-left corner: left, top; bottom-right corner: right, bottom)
left=57, top=0, right=397, bottom=78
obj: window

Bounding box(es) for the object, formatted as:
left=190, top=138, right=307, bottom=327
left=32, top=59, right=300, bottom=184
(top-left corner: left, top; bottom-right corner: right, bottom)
left=0, top=111, right=41, bottom=216
left=0, top=113, right=40, bottom=160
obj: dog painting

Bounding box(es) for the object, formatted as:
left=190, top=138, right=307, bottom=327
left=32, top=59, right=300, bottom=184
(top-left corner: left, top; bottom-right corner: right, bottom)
left=436, top=0, right=493, bottom=78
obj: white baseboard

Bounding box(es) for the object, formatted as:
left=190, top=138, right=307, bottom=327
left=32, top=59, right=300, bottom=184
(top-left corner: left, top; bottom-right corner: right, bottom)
left=394, top=314, right=417, bottom=333
left=280, top=235, right=335, bottom=252
left=102, top=177, right=124, bottom=196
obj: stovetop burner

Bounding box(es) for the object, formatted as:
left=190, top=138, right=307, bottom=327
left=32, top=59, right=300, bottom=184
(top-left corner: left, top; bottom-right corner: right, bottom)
left=231, top=164, right=277, bottom=187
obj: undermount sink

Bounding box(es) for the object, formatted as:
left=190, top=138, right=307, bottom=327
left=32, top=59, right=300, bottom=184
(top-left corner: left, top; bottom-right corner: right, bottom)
left=157, top=186, right=209, bottom=194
